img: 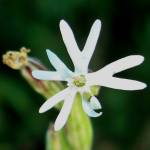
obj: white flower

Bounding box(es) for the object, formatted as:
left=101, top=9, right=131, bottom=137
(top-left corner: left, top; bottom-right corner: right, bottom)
left=32, top=19, right=147, bottom=131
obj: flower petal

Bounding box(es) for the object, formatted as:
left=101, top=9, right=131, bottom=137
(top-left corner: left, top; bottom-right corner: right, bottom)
left=46, top=49, right=72, bottom=78
left=32, top=70, right=66, bottom=81
left=82, top=19, right=101, bottom=72
left=54, top=88, right=76, bottom=131
left=90, top=96, right=102, bottom=110
left=99, top=55, right=144, bottom=75
left=39, top=88, right=69, bottom=113
left=82, top=98, right=102, bottom=117
left=86, top=55, right=146, bottom=90
left=59, top=20, right=82, bottom=72
left=100, top=77, right=147, bottom=91
left=87, top=75, right=147, bottom=91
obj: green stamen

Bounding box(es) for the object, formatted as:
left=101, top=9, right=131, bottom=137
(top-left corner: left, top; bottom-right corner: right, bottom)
left=73, top=75, right=86, bottom=87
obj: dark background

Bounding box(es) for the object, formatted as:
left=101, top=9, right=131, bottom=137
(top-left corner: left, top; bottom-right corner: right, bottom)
left=0, top=0, right=149, bottom=150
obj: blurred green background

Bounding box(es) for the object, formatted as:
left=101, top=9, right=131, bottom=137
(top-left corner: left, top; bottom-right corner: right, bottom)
left=0, top=0, right=149, bottom=149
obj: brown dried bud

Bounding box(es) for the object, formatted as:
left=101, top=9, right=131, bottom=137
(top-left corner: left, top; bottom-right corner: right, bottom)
left=2, top=47, right=30, bottom=69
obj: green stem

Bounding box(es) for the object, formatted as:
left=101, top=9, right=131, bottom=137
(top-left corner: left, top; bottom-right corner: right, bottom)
left=46, top=94, right=93, bottom=150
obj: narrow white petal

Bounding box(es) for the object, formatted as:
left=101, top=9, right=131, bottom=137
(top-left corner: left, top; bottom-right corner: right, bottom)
left=59, top=20, right=82, bottom=72
left=90, top=96, right=102, bottom=110
left=87, top=75, right=147, bottom=91
left=82, top=95, right=102, bottom=118
left=39, top=88, right=69, bottom=113
left=82, top=100, right=102, bottom=117
left=54, top=89, right=76, bottom=131
left=101, top=77, right=147, bottom=91
left=46, top=49, right=72, bottom=78
left=59, top=20, right=80, bottom=54
left=99, top=55, right=144, bottom=75
left=32, top=70, right=66, bottom=81
left=82, top=19, right=101, bottom=71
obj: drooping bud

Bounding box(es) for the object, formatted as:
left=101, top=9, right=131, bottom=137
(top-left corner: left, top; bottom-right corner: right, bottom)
left=2, top=47, right=64, bottom=98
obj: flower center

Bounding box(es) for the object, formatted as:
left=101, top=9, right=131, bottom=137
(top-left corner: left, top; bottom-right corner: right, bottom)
left=73, top=75, right=86, bottom=87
